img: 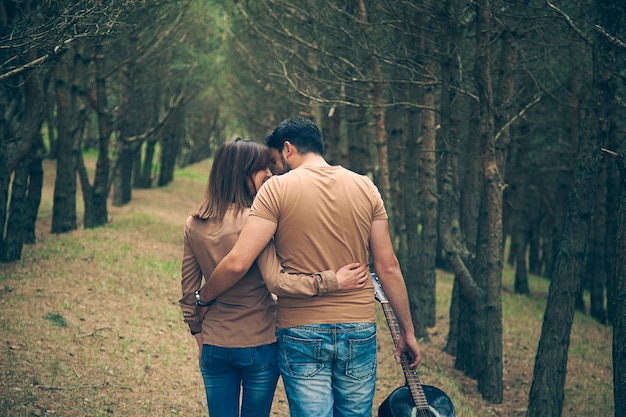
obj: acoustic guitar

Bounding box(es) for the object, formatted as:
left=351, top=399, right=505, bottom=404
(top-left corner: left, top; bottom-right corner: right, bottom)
left=372, top=273, right=456, bottom=417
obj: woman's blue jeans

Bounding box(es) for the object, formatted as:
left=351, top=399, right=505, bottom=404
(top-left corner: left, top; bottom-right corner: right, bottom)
left=277, top=322, right=377, bottom=417
left=200, top=342, right=279, bottom=417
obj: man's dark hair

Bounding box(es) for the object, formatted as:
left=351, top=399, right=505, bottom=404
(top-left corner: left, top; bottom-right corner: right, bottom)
left=265, top=118, right=324, bottom=155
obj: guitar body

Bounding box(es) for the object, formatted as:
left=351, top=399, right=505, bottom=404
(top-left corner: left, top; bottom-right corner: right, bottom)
left=378, top=384, right=456, bottom=417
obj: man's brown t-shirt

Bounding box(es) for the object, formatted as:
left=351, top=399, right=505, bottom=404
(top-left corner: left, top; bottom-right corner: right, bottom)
left=251, top=165, right=388, bottom=328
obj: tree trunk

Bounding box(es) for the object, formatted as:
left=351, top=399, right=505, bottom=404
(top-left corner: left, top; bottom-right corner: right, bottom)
left=403, top=91, right=427, bottom=340
left=0, top=5, right=41, bottom=249
left=473, top=0, right=503, bottom=402
left=587, top=168, right=607, bottom=323
left=23, top=135, right=45, bottom=244
left=526, top=140, right=605, bottom=417
left=82, top=42, right=112, bottom=229
left=386, top=106, right=406, bottom=252
left=158, top=107, right=182, bottom=187
left=371, top=58, right=391, bottom=213
left=513, top=232, right=530, bottom=294
left=542, top=63, right=583, bottom=280
left=439, top=0, right=469, bottom=359
left=495, top=0, right=528, bottom=296
left=113, top=141, right=134, bottom=207
left=52, top=48, right=86, bottom=234
left=113, top=59, right=142, bottom=206
left=526, top=1, right=617, bottom=413
left=132, top=143, right=143, bottom=188
left=454, top=100, right=483, bottom=376
left=418, top=67, right=438, bottom=328
left=528, top=222, right=541, bottom=275
left=0, top=169, right=8, bottom=260
left=3, top=153, right=29, bottom=261
left=604, top=129, right=619, bottom=323
left=398, top=110, right=414, bottom=270
left=330, top=106, right=348, bottom=167
left=509, top=143, right=531, bottom=295
left=137, top=139, right=156, bottom=188
left=321, top=106, right=344, bottom=167
left=1, top=67, right=44, bottom=260
left=613, top=154, right=626, bottom=417
left=346, top=104, right=371, bottom=176
left=45, top=79, right=58, bottom=159
left=439, top=127, right=464, bottom=356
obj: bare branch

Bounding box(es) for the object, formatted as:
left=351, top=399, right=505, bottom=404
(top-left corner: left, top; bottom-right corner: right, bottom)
left=124, top=93, right=187, bottom=143
left=601, top=147, right=624, bottom=159
left=594, top=25, right=626, bottom=50
left=0, top=54, right=51, bottom=82
left=495, top=93, right=543, bottom=142
left=0, top=0, right=138, bottom=80
left=546, top=1, right=591, bottom=44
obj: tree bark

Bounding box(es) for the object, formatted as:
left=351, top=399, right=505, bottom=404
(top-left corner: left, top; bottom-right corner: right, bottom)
left=402, top=90, right=428, bottom=340
left=1, top=67, right=45, bottom=260
left=604, top=130, right=619, bottom=323
left=418, top=69, right=438, bottom=328
left=526, top=1, right=617, bottom=414
left=386, top=106, right=406, bottom=253
left=509, top=143, right=531, bottom=295
left=138, top=139, right=156, bottom=188
left=113, top=140, right=135, bottom=207
left=5, top=133, right=44, bottom=260
left=346, top=104, right=371, bottom=176
left=472, top=0, right=503, bottom=402
left=113, top=40, right=143, bottom=206
left=51, top=47, right=86, bottom=233
left=371, top=58, right=391, bottom=212
left=495, top=0, right=528, bottom=296
left=587, top=168, right=607, bottom=323
left=82, top=42, right=113, bottom=228
left=613, top=153, right=626, bottom=417
left=3, top=152, right=29, bottom=261
left=321, top=106, right=345, bottom=167
left=158, top=108, right=182, bottom=187
left=453, top=100, right=483, bottom=375
left=0, top=22, right=46, bottom=260
left=23, top=135, right=45, bottom=245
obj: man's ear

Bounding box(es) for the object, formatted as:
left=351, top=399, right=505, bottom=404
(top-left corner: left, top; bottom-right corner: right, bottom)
left=283, top=141, right=294, bottom=156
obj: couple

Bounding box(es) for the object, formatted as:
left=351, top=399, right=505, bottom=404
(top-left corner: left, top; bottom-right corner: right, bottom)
left=179, top=118, right=421, bottom=417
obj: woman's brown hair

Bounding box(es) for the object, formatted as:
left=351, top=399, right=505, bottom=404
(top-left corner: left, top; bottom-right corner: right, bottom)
left=191, top=138, right=270, bottom=221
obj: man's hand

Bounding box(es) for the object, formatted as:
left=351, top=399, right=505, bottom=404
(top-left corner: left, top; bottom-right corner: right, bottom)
left=395, top=334, right=421, bottom=369
left=336, top=262, right=369, bottom=291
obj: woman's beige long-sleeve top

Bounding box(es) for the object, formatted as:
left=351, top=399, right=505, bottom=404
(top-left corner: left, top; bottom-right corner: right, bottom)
left=180, top=207, right=338, bottom=347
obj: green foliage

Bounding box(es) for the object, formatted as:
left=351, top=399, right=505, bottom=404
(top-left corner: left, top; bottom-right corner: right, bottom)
left=44, top=313, right=68, bottom=327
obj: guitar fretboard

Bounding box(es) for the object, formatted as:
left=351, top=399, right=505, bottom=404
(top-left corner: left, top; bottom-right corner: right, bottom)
left=379, top=301, right=430, bottom=411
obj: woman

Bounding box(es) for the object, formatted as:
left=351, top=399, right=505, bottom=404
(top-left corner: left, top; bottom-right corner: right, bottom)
left=180, top=138, right=364, bottom=417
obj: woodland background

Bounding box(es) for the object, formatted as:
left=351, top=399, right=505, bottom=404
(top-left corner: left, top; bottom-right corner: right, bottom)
left=0, top=1, right=625, bottom=417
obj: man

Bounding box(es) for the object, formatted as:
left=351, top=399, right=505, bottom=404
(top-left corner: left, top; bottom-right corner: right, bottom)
left=198, top=117, right=420, bottom=417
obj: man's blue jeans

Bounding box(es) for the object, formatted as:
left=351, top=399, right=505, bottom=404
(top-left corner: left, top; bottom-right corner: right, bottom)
left=200, top=343, right=279, bottom=417
left=277, top=323, right=377, bottom=417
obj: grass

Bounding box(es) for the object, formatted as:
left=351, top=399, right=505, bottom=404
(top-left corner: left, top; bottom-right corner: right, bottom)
left=44, top=313, right=69, bottom=327
left=0, top=158, right=614, bottom=417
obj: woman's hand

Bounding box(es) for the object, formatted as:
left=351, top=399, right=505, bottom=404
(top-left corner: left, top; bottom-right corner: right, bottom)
left=198, top=305, right=210, bottom=321
left=336, top=262, right=369, bottom=291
